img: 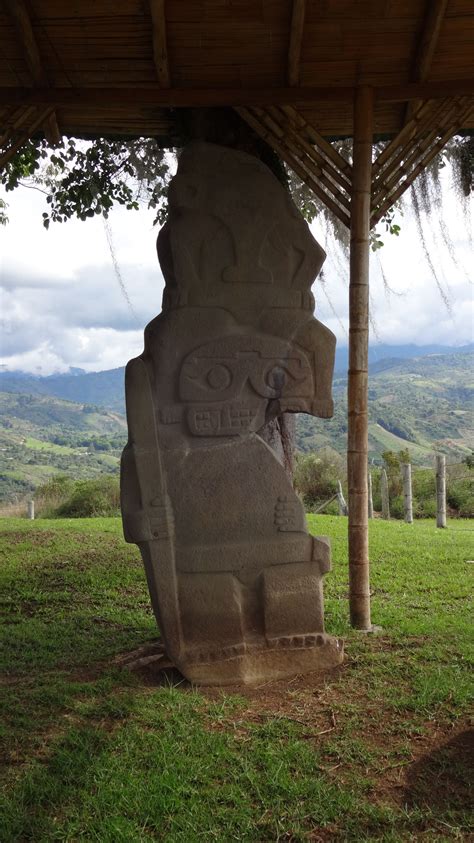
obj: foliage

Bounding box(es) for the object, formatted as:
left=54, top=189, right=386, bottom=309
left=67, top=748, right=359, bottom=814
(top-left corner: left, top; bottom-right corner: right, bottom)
left=55, top=476, right=120, bottom=518
left=293, top=447, right=345, bottom=509
left=1, top=137, right=172, bottom=228
left=0, top=515, right=472, bottom=840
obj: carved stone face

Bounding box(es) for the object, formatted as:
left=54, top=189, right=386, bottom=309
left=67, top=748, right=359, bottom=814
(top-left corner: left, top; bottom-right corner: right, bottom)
left=180, top=334, right=314, bottom=438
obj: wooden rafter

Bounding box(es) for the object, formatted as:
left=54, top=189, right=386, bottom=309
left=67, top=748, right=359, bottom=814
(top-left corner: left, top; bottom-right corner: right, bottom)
left=405, top=0, right=449, bottom=123
left=148, top=0, right=170, bottom=87
left=3, top=0, right=60, bottom=145
left=288, top=0, right=306, bottom=86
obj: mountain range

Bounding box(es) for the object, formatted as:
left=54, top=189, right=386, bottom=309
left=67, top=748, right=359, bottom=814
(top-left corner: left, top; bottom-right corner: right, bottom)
left=0, top=345, right=472, bottom=502
left=1, top=344, right=471, bottom=416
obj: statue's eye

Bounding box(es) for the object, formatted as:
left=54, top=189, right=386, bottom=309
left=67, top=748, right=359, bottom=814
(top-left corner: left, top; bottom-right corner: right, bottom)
left=206, top=364, right=232, bottom=390
left=266, top=366, right=287, bottom=390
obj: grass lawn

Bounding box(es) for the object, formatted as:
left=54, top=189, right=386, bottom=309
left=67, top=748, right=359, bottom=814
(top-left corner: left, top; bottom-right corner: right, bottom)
left=0, top=516, right=472, bottom=841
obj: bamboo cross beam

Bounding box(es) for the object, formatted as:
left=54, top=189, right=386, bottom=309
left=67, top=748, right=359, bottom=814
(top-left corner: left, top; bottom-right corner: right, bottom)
left=373, top=98, right=448, bottom=174
left=267, top=106, right=352, bottom=193
left=371, top=98, right=468, bottom=212
left=236, top=106, right=351, bottom=227
left=261, top=107, right=351, bottom=204
left=0, top=105, right=37, bottom=147
left=373, top=97, right=467, bottom=191
left=280, top=106, right=353, bottom=177
left=0, top=106, right=55, bottom=168
left=371, top=102, right=474, bottom=226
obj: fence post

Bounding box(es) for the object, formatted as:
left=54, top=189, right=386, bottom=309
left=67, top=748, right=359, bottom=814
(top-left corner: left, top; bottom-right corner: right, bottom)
left=402, top=463, right=413, bottom=524
left=367, top=470, right=374, bottom=519
left=381, top=469, right=390, bottom=520
left=436, top=454, right=447, bottom=528
left=337, top=480, right=348, bottom=515
left=27, top=500, right=35, bottom=520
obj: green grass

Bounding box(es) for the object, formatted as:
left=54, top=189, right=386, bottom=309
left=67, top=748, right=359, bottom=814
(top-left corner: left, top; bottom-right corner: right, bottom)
left=24, top=437, right=77, bottom=455
left=1, top=516, right=472, bottom=841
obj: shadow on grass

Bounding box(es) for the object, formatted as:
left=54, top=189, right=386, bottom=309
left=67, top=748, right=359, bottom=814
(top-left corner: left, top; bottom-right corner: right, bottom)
left=403, top=728, right=474, bottom=813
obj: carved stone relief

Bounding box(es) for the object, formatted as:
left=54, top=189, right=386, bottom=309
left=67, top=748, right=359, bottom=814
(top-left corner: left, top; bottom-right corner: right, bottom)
left=121, top=142, right=343, bottom=684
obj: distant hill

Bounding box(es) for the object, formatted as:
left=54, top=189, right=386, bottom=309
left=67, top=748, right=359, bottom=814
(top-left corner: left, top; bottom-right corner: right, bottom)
left=0, top=367, right=126, bottom=413
left=297, top=350, right=473, bottom=464
left=335, top=343, right=473, bottom=373
left=0, top=392, right=127, bottom=502
left=0, top=347, right=472, bottom=501
left=1, top=344, right=472, bottom=411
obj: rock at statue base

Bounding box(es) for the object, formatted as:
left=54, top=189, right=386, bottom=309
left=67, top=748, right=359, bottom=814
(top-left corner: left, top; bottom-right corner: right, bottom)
left=121, top=142, right=343, bottom=685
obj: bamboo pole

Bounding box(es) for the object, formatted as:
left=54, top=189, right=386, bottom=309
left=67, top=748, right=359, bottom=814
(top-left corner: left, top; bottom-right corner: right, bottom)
left=348, top=86, right=373, bottom=630
left=337, top=480, right=348, bottom=516
left=368, top=469, right=374, bottom=519
left=436, top=454, right=447, bottom=528
left=402, top=463, right=413, bottom=524
left=380, top=469, right=390, bottom=520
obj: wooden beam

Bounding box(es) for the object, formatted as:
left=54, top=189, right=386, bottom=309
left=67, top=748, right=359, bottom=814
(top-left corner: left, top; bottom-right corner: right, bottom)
left=148, top=0, right=170, bottom=87
left=288, top=0, right=306, bottom=86
left=405, top=0, right=449, bottom=122
left=412, top=0, right=448, bottom=82
left=0, top=79, right=473, bottom=109
left=3, top=0, right=60, bottom=145
left=348, top=86, right=374, bottom=631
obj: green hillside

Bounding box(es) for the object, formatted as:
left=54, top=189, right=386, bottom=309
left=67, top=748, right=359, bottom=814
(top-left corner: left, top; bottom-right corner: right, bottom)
left=296, top=351, right=473, bottom=464
left=1, top=350, right=472, bottom=502
left=0, top=392, right=127, bottom=502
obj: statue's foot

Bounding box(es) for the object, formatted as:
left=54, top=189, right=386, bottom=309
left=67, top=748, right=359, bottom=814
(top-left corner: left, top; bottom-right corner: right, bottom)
left=178, top=634, right=343, bottom=686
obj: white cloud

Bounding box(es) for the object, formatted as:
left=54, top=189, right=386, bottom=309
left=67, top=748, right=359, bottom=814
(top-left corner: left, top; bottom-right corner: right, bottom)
left=0, top=170, right=472, bottom=376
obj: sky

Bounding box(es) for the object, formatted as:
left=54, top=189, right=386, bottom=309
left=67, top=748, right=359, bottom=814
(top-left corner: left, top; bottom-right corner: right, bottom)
left=1, top=172, right=473, bottom=375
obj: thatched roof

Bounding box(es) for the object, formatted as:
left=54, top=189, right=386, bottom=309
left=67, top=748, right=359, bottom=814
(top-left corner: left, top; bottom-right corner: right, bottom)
left=0, top=0, right=473, bottom=145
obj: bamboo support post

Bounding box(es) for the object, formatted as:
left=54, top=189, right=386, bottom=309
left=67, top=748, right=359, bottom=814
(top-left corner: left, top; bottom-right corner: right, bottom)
left=368, top=469, right=374, bottom=519
left=348, top=85, right=373, bottom=630
left=402, top=463, right=413, bottom=524
left=380, top=469, right=390, bottom=520
left=436, top=454, right=447, bottom=528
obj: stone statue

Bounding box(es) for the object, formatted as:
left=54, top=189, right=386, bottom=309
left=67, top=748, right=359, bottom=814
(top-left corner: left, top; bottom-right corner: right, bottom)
left=121, top=142, right=343, bottom=684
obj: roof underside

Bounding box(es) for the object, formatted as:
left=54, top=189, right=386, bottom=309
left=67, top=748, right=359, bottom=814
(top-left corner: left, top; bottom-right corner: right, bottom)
left=0, top=0, right=473, bottom=142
